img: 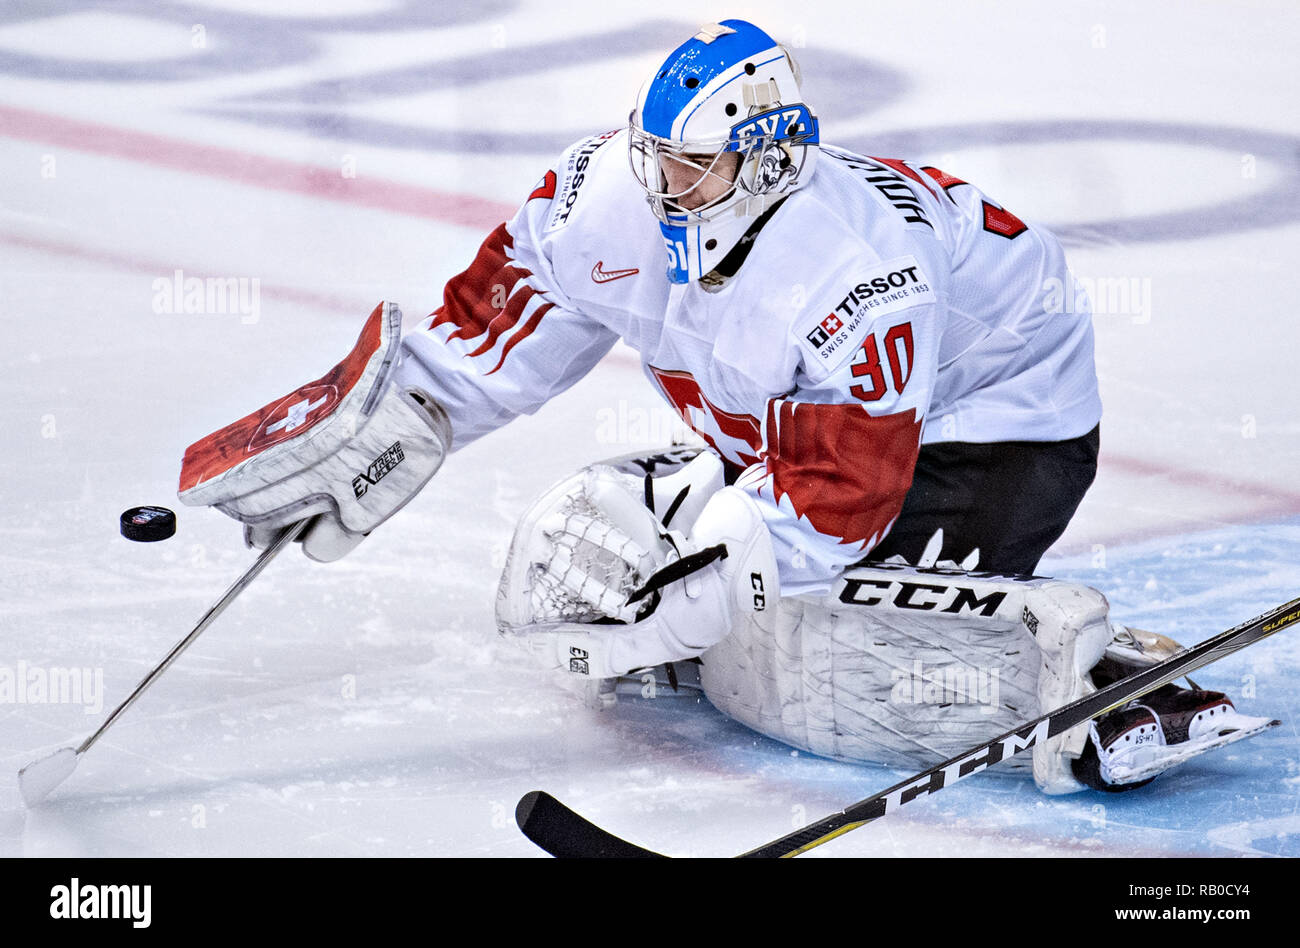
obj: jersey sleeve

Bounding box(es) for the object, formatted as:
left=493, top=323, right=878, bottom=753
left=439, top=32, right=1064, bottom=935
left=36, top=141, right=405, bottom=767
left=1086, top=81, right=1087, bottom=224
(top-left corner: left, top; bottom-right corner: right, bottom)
left=734, top=260, right=944, bottom=596
left=394, top=145, right=619, bottom=448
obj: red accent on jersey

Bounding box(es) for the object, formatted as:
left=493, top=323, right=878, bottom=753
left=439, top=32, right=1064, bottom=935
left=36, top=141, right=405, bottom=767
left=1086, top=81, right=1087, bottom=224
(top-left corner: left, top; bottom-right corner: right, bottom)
left=528, top=169, right=557, bottom=202
left=464, top=284, right=540, bottom=359
left=981, top=200, right=1028, bottom=239
left=430, top=224, right=527, bottom=341
left=821, top=314, right=842, bottom=333
left=763, top=401, right=922, bottom=549
left=486, top=301, right=554, bottom=375
left=920, top=165, right=967, bottom=191
left=870, top=156, right=940, bottom=201
left=429, top=222, right=555, bottom=372
left=914, top=166, right=1028, bottom=238
left=649, top=366, right=762, bottom=470
left=179, top=303, right=386, bottom=493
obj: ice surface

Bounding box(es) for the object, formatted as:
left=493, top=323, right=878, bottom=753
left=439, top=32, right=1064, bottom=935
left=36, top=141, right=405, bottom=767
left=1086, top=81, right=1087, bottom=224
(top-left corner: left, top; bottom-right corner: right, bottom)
left=1, top=0, right=1297, bottom=857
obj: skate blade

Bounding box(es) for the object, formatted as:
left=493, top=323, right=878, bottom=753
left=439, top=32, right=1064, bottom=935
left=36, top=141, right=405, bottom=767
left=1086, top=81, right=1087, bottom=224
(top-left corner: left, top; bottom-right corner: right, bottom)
left=1106, top=713, right=1280, bottom=785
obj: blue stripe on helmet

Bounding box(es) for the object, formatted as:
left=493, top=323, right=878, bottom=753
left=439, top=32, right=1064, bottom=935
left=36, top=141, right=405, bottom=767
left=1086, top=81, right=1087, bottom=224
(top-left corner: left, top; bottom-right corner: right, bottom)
left=640, top=20, right=779, bottom=139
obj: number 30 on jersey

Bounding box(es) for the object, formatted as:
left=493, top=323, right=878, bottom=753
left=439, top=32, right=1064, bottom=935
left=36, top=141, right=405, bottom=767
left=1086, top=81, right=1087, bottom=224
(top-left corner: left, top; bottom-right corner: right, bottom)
left=850, top=322, right=914, bottom=402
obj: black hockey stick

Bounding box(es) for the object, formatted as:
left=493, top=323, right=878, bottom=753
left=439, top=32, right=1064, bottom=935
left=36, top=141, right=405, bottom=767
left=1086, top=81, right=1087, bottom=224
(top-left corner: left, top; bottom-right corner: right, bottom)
left=516, top=594, right=1300, bottom=857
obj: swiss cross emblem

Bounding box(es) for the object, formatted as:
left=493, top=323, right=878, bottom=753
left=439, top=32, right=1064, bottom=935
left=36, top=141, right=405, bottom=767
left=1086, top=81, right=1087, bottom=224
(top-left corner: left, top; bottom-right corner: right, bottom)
left=265, top=395, right=329, bottom=436
left=245, top=383, right=341, bottom=454
left=821, top=314, right=842, bottom=334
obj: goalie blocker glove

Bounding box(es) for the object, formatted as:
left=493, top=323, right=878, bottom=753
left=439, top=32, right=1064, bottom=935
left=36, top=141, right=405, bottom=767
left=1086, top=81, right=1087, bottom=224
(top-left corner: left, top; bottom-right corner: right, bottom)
left=178, top=302, right=452, bottom=561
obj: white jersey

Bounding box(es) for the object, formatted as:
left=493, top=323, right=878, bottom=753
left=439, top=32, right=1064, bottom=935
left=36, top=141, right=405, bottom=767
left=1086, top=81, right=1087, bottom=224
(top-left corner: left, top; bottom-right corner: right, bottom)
left=396, top=130, right=1101, bottom=594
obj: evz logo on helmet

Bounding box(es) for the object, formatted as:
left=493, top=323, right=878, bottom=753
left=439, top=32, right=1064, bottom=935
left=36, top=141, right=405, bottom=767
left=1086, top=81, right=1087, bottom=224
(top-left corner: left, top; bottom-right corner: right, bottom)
left=732, top=106, right=818, bottom=191
left=731, top=105, right=817, bottom=145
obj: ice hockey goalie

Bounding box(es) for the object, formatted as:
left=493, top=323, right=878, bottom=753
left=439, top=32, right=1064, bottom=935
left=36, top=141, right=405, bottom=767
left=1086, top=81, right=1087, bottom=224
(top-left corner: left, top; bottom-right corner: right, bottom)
left=178, top=18, right=1280, bottom=798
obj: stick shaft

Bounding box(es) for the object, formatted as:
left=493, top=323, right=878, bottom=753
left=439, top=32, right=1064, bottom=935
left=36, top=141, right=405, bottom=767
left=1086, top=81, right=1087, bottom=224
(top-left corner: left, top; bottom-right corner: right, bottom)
left=77, top=521, right=307, bottom=755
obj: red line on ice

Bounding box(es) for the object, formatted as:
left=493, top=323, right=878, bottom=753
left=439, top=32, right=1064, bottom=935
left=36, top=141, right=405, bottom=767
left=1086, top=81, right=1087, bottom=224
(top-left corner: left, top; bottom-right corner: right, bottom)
left=1050, top=451, right=1300, bottom=552
left=0, top=231, right=368, bottom=315
left=1102, top=453, right=1300, bottom=511
left=0, top=104, right=516, bottom=229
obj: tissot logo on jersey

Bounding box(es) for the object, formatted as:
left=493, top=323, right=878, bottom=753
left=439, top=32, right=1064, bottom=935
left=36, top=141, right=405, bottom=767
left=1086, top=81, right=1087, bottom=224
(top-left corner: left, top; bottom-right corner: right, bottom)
left=834, top=264, right=926, bottom=318
left=803, top=308, right=864, bottom=357
left=805, top=313, right=843, bottom=347
left=799, top=256, right=935, bottom=368
left=547, top=131, right=618, bottom=231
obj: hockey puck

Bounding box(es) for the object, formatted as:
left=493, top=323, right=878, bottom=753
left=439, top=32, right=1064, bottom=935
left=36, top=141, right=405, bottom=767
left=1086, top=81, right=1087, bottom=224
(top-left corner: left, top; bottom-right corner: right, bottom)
left=120, top=505, right=176, bottom=542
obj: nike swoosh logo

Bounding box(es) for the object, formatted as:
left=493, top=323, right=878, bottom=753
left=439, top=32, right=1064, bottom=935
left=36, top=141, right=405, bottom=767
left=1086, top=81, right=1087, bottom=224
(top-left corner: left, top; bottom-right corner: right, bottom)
left=591, top=261, right=639, bottom=283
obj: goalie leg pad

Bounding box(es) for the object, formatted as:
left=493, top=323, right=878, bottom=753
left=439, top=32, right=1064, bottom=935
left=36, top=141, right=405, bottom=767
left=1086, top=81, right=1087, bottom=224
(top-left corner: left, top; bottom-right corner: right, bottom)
left=700, top=566, right=1046, bottom=770
left=1024, top=581, right=1112, bottom=794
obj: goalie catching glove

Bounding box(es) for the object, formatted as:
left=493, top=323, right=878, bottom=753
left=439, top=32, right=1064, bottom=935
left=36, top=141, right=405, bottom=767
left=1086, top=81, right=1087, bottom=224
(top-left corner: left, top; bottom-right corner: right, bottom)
left=496, top=452, right=780, bottom=680
left=177, top=302, right=451, bottom=561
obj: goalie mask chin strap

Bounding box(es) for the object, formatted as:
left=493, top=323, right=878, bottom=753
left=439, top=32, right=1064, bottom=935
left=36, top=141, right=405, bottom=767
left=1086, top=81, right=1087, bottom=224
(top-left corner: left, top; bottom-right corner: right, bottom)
left=625, top=543, right=729, bottom=607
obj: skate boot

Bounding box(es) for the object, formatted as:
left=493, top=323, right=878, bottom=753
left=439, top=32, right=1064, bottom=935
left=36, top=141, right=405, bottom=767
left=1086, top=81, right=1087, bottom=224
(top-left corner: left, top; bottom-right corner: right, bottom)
left=1072, top=682, right=1279, bottom=791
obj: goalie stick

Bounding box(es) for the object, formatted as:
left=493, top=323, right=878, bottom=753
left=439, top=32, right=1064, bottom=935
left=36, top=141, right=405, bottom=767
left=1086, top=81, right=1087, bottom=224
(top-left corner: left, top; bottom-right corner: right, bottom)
left=516, top=594, right=1300, bottom=858
left=17, top=520, right=308, bottom=806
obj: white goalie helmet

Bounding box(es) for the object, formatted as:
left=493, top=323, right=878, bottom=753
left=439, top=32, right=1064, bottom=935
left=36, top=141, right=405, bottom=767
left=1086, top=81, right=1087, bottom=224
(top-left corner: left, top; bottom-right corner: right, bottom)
left=628, top=20, right=820, bottom=284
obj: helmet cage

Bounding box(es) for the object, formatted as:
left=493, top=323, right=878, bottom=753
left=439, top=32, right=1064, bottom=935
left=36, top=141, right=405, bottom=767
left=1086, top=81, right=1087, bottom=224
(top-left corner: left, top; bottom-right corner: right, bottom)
left=628, top=104, right=818, bottom=225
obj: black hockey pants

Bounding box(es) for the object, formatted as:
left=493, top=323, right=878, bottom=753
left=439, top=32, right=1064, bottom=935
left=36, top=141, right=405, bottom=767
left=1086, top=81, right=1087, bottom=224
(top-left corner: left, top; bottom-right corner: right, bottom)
left=864, top=424, right=1101, bottom=576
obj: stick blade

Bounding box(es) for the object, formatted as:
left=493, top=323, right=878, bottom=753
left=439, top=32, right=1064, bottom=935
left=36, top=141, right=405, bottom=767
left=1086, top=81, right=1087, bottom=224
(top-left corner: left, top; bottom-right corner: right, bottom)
left=515, top=791, right=668, bottom=858
left=18, top=748, right=78, bottom=807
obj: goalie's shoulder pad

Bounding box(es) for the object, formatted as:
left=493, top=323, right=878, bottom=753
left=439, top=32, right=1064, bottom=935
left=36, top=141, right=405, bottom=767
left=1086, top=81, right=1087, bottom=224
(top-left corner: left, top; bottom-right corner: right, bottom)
left=179, top=301, right=404, bottom=504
